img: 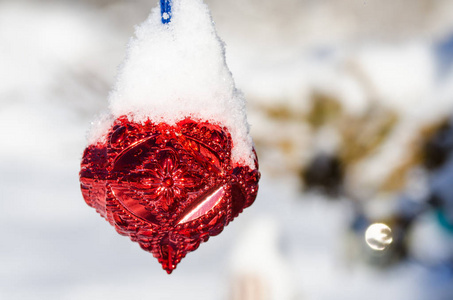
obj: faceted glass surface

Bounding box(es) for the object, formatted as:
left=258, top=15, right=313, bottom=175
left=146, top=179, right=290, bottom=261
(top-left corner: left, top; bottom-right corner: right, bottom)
left=80, top=116, right=260, bottom=273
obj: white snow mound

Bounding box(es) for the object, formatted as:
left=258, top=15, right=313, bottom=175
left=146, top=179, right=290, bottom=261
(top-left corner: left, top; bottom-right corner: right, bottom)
left=94, top=0, right=255, bottom=168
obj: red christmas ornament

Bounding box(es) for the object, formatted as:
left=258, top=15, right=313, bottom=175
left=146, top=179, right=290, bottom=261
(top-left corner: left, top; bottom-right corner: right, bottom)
left=80, top=116, right=259, bottom=273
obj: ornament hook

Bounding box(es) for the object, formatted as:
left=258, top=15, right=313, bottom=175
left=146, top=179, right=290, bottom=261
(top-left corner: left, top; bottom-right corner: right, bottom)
left=160, top=0, right=172, bottom=24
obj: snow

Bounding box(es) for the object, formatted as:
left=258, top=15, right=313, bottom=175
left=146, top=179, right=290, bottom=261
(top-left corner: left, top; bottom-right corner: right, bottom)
left=105, top=0, right=255, bottom=168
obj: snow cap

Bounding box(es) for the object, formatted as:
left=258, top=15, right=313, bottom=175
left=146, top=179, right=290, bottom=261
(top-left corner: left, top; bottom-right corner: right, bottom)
left=103, top=0, right=255, bottom=168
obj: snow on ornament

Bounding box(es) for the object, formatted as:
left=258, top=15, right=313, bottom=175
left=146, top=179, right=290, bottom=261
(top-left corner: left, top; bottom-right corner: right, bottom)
left=79, top=0, right=260, bottom=274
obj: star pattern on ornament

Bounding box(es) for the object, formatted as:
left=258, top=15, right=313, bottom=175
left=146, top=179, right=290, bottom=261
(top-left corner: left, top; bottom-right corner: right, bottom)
left=132, top=149, right=202, bottom=211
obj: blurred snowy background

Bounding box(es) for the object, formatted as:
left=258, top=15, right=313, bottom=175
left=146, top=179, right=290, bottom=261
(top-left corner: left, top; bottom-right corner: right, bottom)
left=2, top=0, right=453, bottom=299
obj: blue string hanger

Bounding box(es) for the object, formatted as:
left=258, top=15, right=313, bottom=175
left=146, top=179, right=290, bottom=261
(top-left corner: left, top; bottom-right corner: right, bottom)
left=160, top=0, right=172, bottom=24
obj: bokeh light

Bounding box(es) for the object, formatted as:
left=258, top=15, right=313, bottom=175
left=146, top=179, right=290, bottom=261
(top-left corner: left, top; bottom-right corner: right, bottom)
left=365, top=223, right=393, bottom=251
